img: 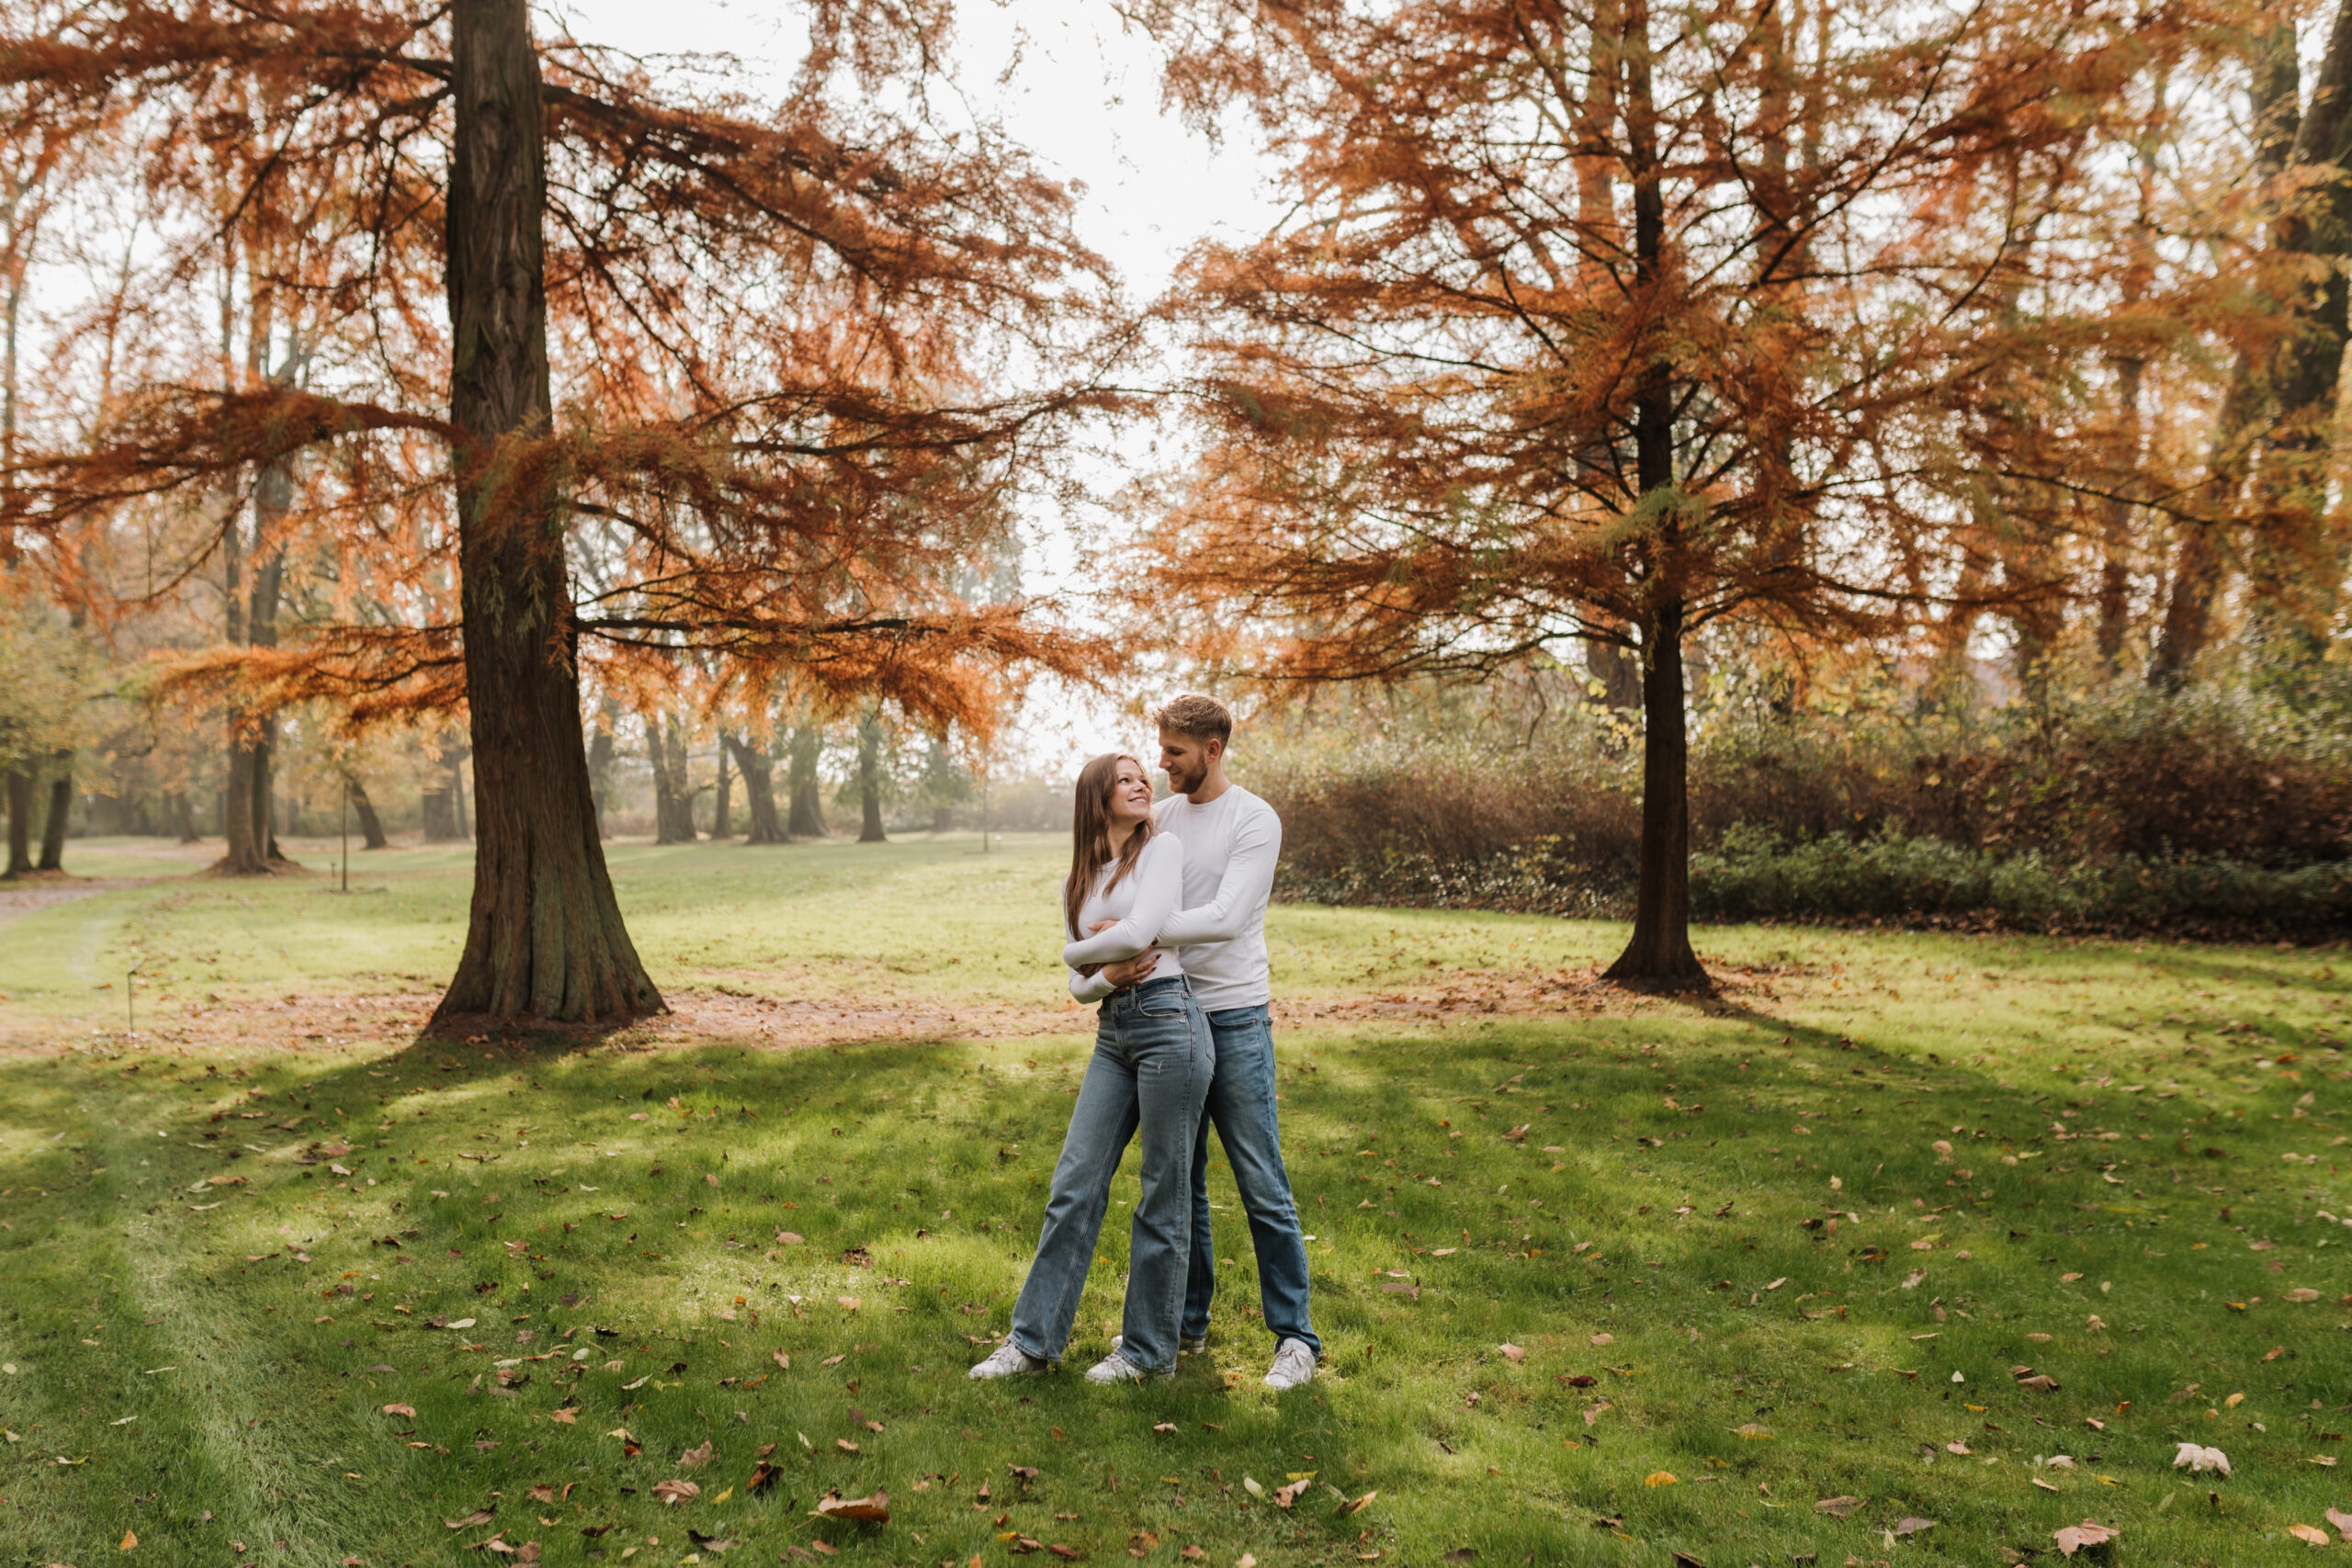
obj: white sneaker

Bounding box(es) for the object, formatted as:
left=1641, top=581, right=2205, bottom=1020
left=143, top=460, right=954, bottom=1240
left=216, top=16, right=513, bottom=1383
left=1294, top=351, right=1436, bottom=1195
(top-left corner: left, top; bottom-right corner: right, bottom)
left=969, top=1340, right=1047, bottom=1380
left=1263, top=1337, right=1317, bottom=1390
left=1111, top=1334, right=1208, bottom=1358
left=1084, top=1350, right=1150, bottom=1383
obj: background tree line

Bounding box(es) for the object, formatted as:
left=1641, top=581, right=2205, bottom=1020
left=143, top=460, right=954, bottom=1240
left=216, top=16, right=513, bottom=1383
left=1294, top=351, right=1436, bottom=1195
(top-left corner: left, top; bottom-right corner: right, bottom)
left=5, top=0, right=2352, bottom=1009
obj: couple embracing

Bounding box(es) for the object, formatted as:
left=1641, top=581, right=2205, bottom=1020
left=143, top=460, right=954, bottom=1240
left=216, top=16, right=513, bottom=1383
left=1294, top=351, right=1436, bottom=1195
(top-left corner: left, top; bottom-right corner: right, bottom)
left=968, top=694, right=1319, bottom=1390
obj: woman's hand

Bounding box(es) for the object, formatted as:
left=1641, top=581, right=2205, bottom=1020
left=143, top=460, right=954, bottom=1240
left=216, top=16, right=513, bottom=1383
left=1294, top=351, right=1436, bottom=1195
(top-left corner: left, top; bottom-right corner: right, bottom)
left=1100, top=949, right=1161, bottom=988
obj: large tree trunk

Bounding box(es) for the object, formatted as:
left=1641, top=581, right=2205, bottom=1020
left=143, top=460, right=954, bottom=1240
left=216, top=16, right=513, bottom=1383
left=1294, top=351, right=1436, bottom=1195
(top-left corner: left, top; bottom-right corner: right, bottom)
left=724, top=733, right=783, bottom=844
left=856, top=712, right=887, bottom=843
left=348, top=775, right=390, bottom=850
left=1602, top=0, right=1705, bottom=987
left=35, top=755, right=69, bottom=871
left=432, top=0, right=661, bottom=1027
left=786, top=724, right=828, bottom=838
left=4, top=768, right=30, bottom=876
left=1606, top=604, right=1705, bottom=983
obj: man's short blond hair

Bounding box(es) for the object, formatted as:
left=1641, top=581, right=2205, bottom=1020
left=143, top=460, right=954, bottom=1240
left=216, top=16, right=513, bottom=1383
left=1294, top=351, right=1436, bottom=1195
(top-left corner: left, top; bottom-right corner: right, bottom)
left=1151, top=694, right=1234, bottom=748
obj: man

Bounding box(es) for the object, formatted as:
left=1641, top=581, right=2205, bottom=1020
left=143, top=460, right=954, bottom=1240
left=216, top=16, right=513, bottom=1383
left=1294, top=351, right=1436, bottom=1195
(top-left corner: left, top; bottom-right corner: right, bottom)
left=1078, top=694, right=1319, bottom=1390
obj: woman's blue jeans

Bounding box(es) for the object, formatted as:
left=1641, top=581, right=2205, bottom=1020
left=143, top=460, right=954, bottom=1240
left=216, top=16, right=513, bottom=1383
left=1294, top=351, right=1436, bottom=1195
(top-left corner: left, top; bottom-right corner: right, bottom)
left=1007, top=976, right=1214, bottom=1373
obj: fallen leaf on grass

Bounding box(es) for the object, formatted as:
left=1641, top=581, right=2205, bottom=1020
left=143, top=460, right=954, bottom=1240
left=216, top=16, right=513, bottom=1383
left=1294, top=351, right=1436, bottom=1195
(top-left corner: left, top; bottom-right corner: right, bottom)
left=773, top=1349, right=791, bottom=1370
left=2172, top=1443, right=2230, bottom=1475
left=1048, top=1547, right=1084, bottom=1562
left=1340, top=1492, right=1377, bottom=1516
left=1498, top=1343, right=1525, bottom=1362
left=2287, top=1524, right=2329, bottom=1545
left=1127, top=1530, right=1159, bottom=1557
left=678, top=1440, right=713, bottom=1469
left=1815, top=1496, right=1863, bottom=1517
left=746, top=1461, right=783, bottom=1495
left=2032, top=1478, right=2061, bottom=1493
left=1891, top=1518, right=1935, bottom=1538
left=2052, top=1520, right=2116, bottom=1557
left=815, top=1490, right=890, bottom=1523
left=651, top=1480, right=700, bottom=1506
left=1583, top=1400, right=1611, bottom=1426
left=120, top=1529, right=137, bottom=1551
left=1644, top=1472, right=1678, bottom=1487
left=547, top=1410, right=577, bottom=1425
left=2327, top=1507, right=2352, bottom=1540
left=445, top=1509, right=496, bottom=1529
left=381, top=1404, right=416, bottom=1417
left=1589, top=1333, right=1612, bottom=1347
left=1734, top=1424, right=1773, bottom=1440
left=1271, top=1481, right=1309, bottom=1508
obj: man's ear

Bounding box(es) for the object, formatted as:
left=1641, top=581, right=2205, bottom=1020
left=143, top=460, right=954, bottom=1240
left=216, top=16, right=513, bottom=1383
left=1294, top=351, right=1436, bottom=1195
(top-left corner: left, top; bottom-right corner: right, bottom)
left=1204, top=736, right=1226, bottom=766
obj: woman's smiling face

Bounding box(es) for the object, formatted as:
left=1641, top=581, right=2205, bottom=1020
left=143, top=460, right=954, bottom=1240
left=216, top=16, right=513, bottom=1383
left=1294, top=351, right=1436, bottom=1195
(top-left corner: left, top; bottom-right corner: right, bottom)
left=1105, top=757, right=1154, bottom=829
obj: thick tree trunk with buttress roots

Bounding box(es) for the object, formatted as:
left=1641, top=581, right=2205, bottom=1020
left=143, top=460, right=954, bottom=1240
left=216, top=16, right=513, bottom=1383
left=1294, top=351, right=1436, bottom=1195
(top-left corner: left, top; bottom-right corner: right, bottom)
left=431, top=0, right=660, bottom=1027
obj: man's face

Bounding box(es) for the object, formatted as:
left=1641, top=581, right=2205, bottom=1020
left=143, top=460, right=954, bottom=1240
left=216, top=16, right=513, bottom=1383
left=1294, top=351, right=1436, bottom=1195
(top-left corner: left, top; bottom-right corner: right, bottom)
left=1159, top=730, right=1216, bottom=796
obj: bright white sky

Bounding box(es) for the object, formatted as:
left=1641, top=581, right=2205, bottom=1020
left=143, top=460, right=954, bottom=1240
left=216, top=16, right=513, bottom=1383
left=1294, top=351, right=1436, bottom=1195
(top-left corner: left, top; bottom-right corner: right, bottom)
left=556, top=0, right=1283, bottom=773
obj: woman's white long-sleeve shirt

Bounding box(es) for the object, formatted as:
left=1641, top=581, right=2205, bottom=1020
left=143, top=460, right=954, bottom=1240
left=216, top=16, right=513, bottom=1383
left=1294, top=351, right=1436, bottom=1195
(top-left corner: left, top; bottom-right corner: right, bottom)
left=1061, top=832, right=1188, bottom=1001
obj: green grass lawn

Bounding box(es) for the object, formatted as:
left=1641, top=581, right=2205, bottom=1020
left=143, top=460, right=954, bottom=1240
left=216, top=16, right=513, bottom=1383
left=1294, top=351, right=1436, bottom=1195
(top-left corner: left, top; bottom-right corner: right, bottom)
left=1, top=833, right=2348, bottom=1566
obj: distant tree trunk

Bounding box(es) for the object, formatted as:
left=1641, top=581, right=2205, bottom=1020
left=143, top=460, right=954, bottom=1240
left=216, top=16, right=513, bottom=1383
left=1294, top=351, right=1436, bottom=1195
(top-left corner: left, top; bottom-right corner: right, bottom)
left=2150, top=26, right=2299, bottom=692
left=2251, top=0, right=2351, bottom=662
left=1588, top=638, right=1642, bottom=709
left=446, top=743, right=469, bottom=840
left=2094, top=353, right=2145, bottom=674
left=712, top=741, right=731, bottom=840
left=1602, top=0, right=1704, bottom=987
left=167, top=789, right=200, bottom=843
left=431, top=0, right=661, bottom=1026
left=421, top=774, right=460, bottom=840
left=348, top=776, right=390, bottom=850
left=645, top=714, right=696, bottom=843
left=4, top=769, right=30, bottom=876
left=724, top=733, right=783, bottom=844
left=856, top=712, right=887, bottom=843
left=35, top=754, right=70, bottom=870
left=585, top=704, right=617, bottom=840
left=786, top=724, right=828, bottom=838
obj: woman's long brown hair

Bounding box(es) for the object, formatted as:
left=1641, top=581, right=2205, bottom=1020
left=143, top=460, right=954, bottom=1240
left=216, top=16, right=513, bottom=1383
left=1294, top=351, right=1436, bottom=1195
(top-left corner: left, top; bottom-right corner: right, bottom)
left=1066, top=752, right=1153, bottom=941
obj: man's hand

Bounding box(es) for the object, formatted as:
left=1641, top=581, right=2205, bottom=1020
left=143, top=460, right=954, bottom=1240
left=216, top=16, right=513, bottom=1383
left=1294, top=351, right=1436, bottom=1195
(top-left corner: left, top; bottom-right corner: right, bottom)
left=1100, top=949, right=1162, bottom=989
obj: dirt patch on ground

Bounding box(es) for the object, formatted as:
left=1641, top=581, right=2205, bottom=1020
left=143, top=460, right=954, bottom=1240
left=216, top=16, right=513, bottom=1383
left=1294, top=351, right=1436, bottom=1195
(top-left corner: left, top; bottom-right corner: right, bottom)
left=3, top=961, right=1791, bottom=1058
left=0, top=875, right=149, bottom=936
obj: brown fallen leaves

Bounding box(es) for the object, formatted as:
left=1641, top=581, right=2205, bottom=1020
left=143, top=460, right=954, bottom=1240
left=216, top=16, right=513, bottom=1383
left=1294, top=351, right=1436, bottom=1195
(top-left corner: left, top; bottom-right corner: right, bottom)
left=1815, top=1496, right=1863, bottom=1518
left=1271, top=1480, right=1311, bottom=1508
left=1498, top=1343, right=1525, bottom=1362
left=2328, top=1506, right=2352, bottom=1540
left=445, top=1507, right=496, bottom=1529
left=815, top=1490, right=890, bottom=1524
left=381, top=1403, right=416, bottom=1417
left=678, top=1440, right=713, bottom=1469
left=651, top=1480, right=701, bottom=1506
left=2286, top=1524, right=2329, bottom=1545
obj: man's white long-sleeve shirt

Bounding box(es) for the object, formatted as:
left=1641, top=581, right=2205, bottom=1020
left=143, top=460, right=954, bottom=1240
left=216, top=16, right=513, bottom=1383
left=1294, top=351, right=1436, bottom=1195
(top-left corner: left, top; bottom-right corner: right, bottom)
left=1066, top=785, right=1281, bottom=1011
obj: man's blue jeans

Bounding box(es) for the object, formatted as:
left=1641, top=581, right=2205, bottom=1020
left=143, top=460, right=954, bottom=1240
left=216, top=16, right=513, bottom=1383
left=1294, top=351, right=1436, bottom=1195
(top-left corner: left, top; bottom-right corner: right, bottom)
left=1183, top=1004, right=1319, bottom=1355
left=1007, top=976, right=1213, bottom=1373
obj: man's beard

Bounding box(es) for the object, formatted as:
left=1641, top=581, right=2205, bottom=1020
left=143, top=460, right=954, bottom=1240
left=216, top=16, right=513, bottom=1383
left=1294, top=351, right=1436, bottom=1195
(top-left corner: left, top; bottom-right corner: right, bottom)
left=1167, top=761, right=1205, bottom=796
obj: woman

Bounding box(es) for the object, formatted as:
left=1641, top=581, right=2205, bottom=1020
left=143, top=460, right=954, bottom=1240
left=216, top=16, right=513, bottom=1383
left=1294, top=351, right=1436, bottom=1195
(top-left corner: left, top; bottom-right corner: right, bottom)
left=969, top=752, right=1214, bottom=1383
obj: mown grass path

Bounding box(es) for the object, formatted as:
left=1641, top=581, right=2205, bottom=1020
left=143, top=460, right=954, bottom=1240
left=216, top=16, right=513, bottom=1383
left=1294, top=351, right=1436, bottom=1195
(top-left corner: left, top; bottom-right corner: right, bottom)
left=0, top=834, right=2346, bottom=1565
